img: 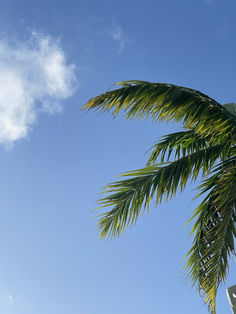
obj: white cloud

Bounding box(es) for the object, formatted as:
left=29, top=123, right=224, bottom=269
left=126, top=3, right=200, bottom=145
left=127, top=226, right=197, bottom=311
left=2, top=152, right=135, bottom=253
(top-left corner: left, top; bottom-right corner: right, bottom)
left=111, top=22, right=126, bottom=53
left=0, top=32, right=76, bottom=147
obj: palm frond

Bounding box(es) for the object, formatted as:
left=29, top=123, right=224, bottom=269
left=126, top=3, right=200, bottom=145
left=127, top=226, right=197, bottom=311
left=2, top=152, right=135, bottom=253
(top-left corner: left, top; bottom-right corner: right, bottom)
left=185, top=159, right=236, bottom=313
left=84, top=81, right=236, bottom=313
left=146, top=129, right=232, bottom=166
left=83, top=81, right=236, bottom=143
left=97, top=144, right=228, bottom=239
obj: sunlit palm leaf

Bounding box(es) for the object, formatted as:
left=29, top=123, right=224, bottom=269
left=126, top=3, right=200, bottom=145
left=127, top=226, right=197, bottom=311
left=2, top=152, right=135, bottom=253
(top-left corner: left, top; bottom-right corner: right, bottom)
left=97, top=144, right=228, bottom=239
left=83, top=81, right=236, bottom=143
left=84, top=81, right=236, bottom=313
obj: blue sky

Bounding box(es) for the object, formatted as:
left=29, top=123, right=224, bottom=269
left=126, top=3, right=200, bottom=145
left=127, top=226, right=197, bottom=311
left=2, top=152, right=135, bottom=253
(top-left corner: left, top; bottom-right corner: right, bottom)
left=0, top=0, right=235, bottom=313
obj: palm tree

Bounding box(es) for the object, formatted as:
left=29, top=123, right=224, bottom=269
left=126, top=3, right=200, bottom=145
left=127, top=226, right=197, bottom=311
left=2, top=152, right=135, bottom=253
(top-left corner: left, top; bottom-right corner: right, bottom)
left=83, top=81, right=236, bottom=314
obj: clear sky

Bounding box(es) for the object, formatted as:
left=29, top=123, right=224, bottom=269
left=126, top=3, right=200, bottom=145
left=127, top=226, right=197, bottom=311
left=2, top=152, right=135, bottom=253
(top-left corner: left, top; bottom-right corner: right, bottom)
left=0, top=0, right=235, bottom=313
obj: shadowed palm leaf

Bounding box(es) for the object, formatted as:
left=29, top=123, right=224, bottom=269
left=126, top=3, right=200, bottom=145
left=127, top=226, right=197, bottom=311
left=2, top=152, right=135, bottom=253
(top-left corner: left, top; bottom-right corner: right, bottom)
left=146, top=128, right=231, bottom=165
left=186, top=157, right=236, bottom=312
left=83, top=81, right=236, bottom=313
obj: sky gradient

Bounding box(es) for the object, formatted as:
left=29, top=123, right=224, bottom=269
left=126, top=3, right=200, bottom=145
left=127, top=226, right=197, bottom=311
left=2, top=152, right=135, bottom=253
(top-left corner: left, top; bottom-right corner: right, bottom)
left=0, top=1, right=235, bottom=313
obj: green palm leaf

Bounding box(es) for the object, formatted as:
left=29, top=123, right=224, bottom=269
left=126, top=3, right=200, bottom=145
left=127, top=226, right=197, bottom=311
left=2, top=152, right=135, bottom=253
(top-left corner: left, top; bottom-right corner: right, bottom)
left=97, top=144, right=229, bottom=239
left=83, top=81, right=236, bottom=143
left=185, top=158, right=236, bottom=313
left=146, top=129, right=232, bottom=165
left=84, top=81, right=236, bottom=313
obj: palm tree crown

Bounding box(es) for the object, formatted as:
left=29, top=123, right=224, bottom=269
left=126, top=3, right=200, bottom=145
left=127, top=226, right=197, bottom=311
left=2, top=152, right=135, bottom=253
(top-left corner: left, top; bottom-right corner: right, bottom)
left=83, top=81, right=236, bottom=314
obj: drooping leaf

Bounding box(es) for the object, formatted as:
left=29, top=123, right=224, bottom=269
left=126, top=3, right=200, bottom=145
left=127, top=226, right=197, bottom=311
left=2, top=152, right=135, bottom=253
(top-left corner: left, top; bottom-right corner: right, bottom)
left=83, top=81, right=236, bottom=143
left=97, top=144, right=229, bottom=239
left=185, top=159, right=236, bottom=313
left=146, top=129, right=232, bottom=165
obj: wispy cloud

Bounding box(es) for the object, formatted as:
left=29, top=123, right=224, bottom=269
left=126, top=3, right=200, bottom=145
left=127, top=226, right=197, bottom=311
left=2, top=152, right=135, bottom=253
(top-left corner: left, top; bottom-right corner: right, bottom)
left=111, top=22, right=127, bottom=53
left=0, top=32, right=76, bottom=147
left=219, top=19, right=230, bottom=37
left=205, top=0, right=214, bottom=5
left=8, top=294, right=14, bottom=305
